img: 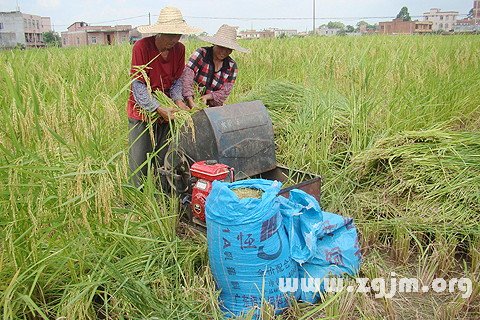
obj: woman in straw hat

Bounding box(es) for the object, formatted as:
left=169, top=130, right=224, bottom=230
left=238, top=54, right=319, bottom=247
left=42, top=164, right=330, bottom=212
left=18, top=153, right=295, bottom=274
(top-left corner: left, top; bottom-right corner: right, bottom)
left=127, top=6, right=200, bottom=188
left=178, top=24, right=250, bottom=108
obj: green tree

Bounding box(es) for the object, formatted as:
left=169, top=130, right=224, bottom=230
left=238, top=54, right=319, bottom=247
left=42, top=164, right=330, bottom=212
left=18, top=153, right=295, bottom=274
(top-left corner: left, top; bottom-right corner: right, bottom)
left=346, top=25, right=355, bottom=33
left=43, top=31, right=61, bottom=47
left=327, top=21, right=345, bottom=30
left=396, top=6, right=411, bottom=21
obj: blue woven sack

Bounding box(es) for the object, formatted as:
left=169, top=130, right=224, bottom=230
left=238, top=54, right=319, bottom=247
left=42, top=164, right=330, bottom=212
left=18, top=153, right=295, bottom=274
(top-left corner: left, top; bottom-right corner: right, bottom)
left=279, top=190, right=362, bottom=303
left=206, top=179, right=298, bottom=318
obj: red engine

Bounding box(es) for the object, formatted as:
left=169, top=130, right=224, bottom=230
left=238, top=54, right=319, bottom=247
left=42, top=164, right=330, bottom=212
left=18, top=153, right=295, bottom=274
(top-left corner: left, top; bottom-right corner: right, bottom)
left=190, top=160, right=234, bottom=222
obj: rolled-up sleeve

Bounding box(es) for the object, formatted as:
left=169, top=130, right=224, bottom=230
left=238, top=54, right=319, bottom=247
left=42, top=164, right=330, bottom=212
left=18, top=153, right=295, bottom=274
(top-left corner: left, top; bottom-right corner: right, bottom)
left=132, top=80, right=160, bottom=112
left=170, top=78, right=183, bottom=102
left=180, top=68, right=195, bottom=98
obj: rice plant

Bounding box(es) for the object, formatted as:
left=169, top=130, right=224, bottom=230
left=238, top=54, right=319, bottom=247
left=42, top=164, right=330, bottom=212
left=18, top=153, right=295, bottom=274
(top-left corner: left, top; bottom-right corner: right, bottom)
left=1, top=35, right=479, bottom=318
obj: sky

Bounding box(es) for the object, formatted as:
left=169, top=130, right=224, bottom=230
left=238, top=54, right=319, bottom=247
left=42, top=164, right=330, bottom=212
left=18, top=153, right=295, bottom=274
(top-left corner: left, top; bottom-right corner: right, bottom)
left=0, top=0, right=475, bottom=34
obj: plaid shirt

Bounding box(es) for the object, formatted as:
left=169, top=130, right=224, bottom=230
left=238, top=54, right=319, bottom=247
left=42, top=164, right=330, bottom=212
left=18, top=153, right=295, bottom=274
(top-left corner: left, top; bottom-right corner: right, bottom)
left=185, top=46, right=238, bottom=96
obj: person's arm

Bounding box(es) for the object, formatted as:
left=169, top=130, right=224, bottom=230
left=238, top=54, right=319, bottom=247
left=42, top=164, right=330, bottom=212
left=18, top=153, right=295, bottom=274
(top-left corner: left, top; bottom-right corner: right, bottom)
left=130, top=40, right=162, bottom=113
left=132, top=80, right=175, bottom=120
left=132, top=80, right=160, bottom=112
left=182, top=48, right=205, bottom=107
left=169, top=44, right=189, bottom=110
left=208, top=83, right=234, bottom=106
left=170, top=78, right=186, bottom=107
left=180, top=68, right=196, bottom=108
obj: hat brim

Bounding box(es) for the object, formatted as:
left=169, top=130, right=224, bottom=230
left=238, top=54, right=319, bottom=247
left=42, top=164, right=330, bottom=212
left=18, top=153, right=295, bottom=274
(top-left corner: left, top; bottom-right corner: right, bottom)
left=137, top=23, right=201, bottom=35
left=198, top=35, right=250, bottom=53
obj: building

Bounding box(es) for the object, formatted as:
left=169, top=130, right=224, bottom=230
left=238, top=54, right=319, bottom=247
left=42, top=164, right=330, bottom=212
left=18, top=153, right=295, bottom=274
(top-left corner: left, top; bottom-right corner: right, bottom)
left=454, top=1, right=480, bottom=32
left=423, top=8, right=459, bottom=31
left=379, top=19, right=432, bottom=35
left=358, top=22, right=378, bottom=35
left=238, top=28, right=296, bottom=39
left=61, top=22, right=132, bottom=47
left=316, top=26, right=341, bottom=36
left=454, top=18, right=480, bottom=32
left=0, top=11, right=52, bottom=49
left=238, top=29, right=274, bottom=39
left=269, top=28, right=297, bottom=38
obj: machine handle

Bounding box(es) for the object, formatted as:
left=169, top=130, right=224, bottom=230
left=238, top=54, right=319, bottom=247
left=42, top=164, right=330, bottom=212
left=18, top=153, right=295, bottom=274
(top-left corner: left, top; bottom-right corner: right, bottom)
left=229, top=167, right=235, bottom=182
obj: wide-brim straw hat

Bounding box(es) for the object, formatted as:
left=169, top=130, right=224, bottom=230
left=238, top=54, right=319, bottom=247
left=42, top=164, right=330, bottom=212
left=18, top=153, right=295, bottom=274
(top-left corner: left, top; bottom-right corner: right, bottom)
left=137, top=7, right=201, bottom=35
left=199, top=24, right=250, bottom=53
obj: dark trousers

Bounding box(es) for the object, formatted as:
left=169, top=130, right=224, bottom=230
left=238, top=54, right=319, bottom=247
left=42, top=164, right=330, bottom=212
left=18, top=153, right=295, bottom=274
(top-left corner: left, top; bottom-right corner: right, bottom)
left=128, top=118, right=171, bottom=188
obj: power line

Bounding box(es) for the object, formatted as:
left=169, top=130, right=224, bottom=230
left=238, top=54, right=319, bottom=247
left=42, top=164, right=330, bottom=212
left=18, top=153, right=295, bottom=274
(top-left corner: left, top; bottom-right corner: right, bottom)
left=88, top=14, right=148, bottom=25
left=183, top=14, right=468, bottom=21
left=51, top=14, right=149, bottom=27
left=38, top=12, right=470, bottom=28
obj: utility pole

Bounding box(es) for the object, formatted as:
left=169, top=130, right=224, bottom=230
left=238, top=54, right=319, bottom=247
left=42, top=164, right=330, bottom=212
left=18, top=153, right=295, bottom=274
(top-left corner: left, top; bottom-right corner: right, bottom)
left=148, top=12, right=151, bottom=25
left=312, top=0, right=316, bottom=34
left=475, top=1, right=479, bottom=29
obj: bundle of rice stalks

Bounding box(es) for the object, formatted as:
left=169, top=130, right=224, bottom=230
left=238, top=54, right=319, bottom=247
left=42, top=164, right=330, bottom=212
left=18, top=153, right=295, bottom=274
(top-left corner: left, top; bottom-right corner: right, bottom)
left=347, top=129, right=480, bottom=238
left=153, top=90, right=207, bottom=143
left=132, top=64, right=207, bottom=146
left=244, top=80, right=306, bottom=112
left=241, top=80, right=307, bottom=127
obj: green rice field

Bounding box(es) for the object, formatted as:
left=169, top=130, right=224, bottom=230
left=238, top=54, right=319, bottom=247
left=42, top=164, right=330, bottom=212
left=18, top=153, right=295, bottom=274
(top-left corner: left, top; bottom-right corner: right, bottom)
left=1, top=35, right=479, bottom=319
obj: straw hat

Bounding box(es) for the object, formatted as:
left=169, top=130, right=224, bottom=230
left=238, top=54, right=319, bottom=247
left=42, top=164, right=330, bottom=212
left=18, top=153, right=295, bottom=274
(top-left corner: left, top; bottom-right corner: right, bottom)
left=199, top=24, right=250, bottom=53
left=137, top=7, right=201, bottom=35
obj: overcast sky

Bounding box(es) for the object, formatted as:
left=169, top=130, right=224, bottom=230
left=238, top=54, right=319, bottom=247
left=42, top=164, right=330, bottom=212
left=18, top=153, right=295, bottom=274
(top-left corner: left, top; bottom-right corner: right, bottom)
left=0, top=0, right=475, bottom=34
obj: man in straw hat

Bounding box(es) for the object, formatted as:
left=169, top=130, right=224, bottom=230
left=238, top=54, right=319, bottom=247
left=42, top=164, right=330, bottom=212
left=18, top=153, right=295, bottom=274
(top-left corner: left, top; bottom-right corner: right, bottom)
left=179, top=24, right=250, bottom=108
left=127, top=6, right=200, bottom=187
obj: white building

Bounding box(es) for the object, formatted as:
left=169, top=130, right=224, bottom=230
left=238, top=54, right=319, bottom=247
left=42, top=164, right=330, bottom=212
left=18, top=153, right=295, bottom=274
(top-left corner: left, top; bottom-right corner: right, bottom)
left=269, top=28, right=297, bottom=38
left=238, top=29, right=274, bottom=39
left=0, top=11, right=51, bottom=48
left=316, top=26, right=341, bottom=36
left=423, top=8, right=459, bottom=32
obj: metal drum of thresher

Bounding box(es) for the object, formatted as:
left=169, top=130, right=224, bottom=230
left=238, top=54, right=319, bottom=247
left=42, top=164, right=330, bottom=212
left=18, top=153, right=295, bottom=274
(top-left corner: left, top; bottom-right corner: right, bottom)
left=167, top=100, right=277, bottom=181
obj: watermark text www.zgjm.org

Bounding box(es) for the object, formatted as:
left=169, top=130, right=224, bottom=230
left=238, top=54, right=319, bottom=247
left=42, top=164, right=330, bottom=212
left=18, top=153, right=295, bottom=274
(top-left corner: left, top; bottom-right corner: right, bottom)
left=279, top=273, right=472, bottom=299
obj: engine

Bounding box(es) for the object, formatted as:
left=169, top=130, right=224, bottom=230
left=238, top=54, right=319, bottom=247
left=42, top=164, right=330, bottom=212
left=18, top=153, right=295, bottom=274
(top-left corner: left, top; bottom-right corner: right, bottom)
left=190, top=160, right=234, bottom=222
